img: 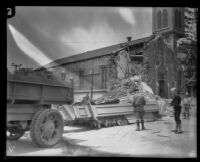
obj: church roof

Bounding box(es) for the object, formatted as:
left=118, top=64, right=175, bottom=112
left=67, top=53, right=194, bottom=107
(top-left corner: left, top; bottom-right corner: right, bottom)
left=35, top=35, right=154, bottom=71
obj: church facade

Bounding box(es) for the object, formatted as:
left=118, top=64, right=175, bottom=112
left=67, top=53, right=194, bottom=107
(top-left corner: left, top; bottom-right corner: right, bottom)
left=35, top=7, right=188, bottom=100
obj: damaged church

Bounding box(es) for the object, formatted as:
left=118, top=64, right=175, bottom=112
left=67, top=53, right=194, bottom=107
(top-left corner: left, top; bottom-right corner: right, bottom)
left=35, top=7, right=190, bottom=101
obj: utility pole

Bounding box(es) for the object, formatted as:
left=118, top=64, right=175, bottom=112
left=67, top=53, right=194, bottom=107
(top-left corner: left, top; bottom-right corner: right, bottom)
left=11, top=63, right=22, bottom=72
left=90, top=68, right=94, bottom=101
left=69, top=77, right=74, bottom=102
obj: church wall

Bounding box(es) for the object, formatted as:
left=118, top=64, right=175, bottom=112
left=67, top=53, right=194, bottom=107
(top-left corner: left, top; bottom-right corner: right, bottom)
left=163, top=43, right=176, bottom=98
left=143, top=39, right=157, bottom=94
left=43, top=36, right=177, bottom=99
left=143, top=37, right=177, bottom=98
left=52, top=56, right=112, bottom=91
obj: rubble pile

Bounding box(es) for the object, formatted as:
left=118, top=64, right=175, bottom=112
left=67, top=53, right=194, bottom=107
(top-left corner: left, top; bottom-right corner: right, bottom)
left=94, top=76, right=161, bottom=105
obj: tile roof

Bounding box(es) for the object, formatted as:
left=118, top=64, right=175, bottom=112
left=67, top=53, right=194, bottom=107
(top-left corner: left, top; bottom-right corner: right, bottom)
left=35, top=35, right=154, bottom=71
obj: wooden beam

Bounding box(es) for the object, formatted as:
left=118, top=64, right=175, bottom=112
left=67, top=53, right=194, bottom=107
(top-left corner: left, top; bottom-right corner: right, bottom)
left=130, top=55, right=143, bottom=57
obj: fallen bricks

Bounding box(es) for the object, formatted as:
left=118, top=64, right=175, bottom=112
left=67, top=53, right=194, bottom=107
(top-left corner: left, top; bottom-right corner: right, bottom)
left=94, top=76, right=160, bottom=105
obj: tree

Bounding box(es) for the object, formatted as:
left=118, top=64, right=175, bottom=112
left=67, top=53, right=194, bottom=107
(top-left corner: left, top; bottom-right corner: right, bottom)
left=177, top=7, right=197, bottom=78
left=177, top=8, right=197, bottom=95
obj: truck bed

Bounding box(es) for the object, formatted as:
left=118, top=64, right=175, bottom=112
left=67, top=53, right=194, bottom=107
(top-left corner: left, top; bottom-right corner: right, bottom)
left=7, top=74, right=73, bottom=104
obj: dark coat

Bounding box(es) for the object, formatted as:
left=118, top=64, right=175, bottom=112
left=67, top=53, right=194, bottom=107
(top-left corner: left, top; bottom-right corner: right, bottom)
left=171, top=95, right=182, bottom=111
left=171, top=94, right=182, bottom=122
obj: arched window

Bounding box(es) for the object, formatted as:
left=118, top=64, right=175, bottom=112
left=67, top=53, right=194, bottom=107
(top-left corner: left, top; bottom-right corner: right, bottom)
left=177, top=70, right=182, bottom=90
left=163, top=9, right=168, bottom=27
left=175, top=9, right=178, bottom=28
left=79, top=69, right=84, bottom=89
left=101, top=65, right=107, bottom=89
left=178, top=11, right=182, bottom=29
left=157, top=11, right=162, bottom=29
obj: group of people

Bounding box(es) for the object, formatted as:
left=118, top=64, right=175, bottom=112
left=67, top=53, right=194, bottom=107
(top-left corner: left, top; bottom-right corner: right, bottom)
left=132, top=87, right=191, bottom=134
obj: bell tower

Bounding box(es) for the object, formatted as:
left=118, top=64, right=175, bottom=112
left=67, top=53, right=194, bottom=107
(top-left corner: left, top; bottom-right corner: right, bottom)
left=152, top=7, right=185, bottom=53
left=152, top=7, right=185, bottom=97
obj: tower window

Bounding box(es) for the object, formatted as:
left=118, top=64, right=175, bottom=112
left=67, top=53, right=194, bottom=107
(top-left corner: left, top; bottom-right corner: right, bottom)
left=157, top=11, right=162, bottom=29
left=175, top=9, right=178, bottom=28
left=178, top=11, right=182, bottom=29
left=163, top=9, right=168, bottom=27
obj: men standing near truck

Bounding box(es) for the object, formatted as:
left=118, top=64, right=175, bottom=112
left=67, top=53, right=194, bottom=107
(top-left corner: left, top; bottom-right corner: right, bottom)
left=132, top=92, right=147, bottom=131
left=171, top=88, right=183, bottom=134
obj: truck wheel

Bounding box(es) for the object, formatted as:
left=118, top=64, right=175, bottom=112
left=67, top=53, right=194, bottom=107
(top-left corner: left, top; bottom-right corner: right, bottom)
left=30, top=109, right=45, bottom=145
left=116, top=120, right=121, bottom=126
left=123, top=119, right=129, bottom=125
left=89, top=121, right=94, bottom=128
left=153, top=112, right=158, bottom=121
left=96, top=121, right=101, bottom=129
left=7, top=126, right=25, bottom=140
left=103, top=120, right=109, bottom=128
left=30, top=109, right=64, bottom=148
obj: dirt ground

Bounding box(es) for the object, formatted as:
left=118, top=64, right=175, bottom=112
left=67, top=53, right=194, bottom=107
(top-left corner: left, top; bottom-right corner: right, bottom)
left=6, top=116, right=197, bottom=158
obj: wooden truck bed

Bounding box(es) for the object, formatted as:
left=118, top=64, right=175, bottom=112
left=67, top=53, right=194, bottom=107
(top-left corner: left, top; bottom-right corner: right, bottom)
left=60, top=100, right=160, bottom=124
left=7, top=78, right=73, bottom=105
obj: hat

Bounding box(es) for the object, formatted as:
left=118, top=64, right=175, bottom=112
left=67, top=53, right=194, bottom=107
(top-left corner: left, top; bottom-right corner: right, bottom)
left=170, top=87, right=176, bottom=92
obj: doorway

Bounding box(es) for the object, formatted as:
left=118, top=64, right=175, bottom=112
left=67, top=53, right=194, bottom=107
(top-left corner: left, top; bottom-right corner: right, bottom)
left=158, top=79, right=165, bottom=98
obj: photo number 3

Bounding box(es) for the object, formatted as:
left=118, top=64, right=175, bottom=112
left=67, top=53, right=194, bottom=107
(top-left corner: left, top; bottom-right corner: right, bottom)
left=6, top=7, right=15, bottom=18
left=7, top=8, right=12, bottom=16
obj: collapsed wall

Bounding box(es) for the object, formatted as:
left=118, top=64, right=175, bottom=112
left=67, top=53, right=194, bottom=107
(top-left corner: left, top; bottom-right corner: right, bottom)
left=94, top=76, right=161, bottom=105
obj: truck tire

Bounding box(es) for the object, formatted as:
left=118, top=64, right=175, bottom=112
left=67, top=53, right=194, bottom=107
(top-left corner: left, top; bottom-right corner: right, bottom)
left=96, top=121, right=101, bottom=129
left=30, top=109, right=64, bottom=148
left=30, top=109, right=46, bottom=146
left=7, top=126, right=25, bottom=140
left=89, top=121, right=94, bottom=128
left=103, top=120, right=109, bottom=128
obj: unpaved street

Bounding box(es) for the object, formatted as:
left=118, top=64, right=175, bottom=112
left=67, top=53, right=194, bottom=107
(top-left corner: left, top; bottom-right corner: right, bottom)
left=6, top=116, right=196, bottom=157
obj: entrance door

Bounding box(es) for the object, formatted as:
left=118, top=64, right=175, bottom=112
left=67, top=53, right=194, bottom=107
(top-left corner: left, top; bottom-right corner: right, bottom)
left=158, top=80, right=165, bottom=98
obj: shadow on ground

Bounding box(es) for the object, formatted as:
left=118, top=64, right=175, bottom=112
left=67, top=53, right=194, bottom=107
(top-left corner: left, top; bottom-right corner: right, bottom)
left=58, top=136, right=136, bottom=157
left=6, top=127, right=134, bottom=157
left=6, top=136, right=134, bottom=157
left=63, top=127, right=94, bottom=134
left=6, top=138, right=44, bottom=155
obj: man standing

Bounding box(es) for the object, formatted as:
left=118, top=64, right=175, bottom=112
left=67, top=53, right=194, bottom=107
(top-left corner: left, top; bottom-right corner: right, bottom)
left=182, top=92, right=191, bottom=119
left=171, top=88, right=183, bottom=134
left=132, top=92, right=146, bottom=131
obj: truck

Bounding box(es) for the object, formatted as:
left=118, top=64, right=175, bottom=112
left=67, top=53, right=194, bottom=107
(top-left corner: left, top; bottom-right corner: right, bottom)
left=7, top=68, right=162, bottom=148
left=7, top=69, right=73, bottom=148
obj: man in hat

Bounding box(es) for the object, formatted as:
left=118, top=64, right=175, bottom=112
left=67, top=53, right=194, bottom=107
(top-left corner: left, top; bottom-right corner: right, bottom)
left=170, top=88, right=183, bottom=134
left=182, top=92, right=191, bottom=119
left=132, top=91, right=147, bottom=131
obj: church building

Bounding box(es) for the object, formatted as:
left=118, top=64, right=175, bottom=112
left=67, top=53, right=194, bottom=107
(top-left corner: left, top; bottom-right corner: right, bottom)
left=35, top=7, right=188, bottom=101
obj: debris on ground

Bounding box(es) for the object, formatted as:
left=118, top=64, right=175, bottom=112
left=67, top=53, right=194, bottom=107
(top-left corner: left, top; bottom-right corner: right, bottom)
left=94, top=76, right=161, bottom=105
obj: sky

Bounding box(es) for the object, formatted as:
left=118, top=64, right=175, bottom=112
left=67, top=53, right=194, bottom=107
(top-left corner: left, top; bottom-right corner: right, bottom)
left=7, top=7, right=152, bottom=71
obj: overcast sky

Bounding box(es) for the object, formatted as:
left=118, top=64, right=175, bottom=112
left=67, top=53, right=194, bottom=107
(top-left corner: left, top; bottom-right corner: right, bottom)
left=7, top=7, right=152, bottom=70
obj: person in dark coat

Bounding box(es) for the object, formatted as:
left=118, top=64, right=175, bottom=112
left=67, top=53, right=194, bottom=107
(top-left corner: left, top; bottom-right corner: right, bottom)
left=132, top=92, right=146, bottom=131
left=170, top=88, right=183, bottom=134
